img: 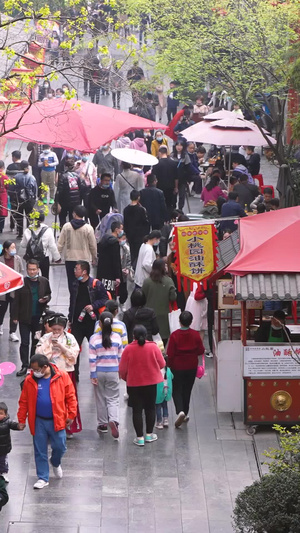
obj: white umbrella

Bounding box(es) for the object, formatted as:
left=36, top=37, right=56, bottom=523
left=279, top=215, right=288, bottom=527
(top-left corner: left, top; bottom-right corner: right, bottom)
left=111, top=148, right=158, bottom=166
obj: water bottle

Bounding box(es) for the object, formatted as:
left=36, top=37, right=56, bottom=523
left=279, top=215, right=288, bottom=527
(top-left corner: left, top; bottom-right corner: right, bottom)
left=78, top=310, right=86, bottom=322
left=88, top=310, right=96, bottom=320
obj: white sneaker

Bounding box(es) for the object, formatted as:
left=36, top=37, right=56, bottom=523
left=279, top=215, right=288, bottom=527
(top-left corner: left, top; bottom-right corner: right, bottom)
left=53, top=465, right=63, bottom=479
left=0, top=325, right=3, bottom=335
left=1, top=473, right=9, bottom=483
left=33, top=479, right=49, bottom=489
left=205, top=352, right=213, bottom=358
left=9, top=332, right=19, bottom=342
left=175, top=411, right=186, bottom=428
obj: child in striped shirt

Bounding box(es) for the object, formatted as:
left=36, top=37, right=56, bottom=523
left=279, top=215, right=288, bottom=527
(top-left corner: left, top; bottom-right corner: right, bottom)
left=89, top=311, right=123, bottom=439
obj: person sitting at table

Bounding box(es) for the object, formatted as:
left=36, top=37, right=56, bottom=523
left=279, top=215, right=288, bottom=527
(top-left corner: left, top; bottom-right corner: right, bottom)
left=254, top=310, right=290, bottom=343
left=201, top=175, right=227, bottom=205
left=250, top=187, right=273, bottom=211
left=219, top=192, right=247, bottom=235
left=233, top=174, right=259, bottom=211
left=232, top=157, right=254, bottom=184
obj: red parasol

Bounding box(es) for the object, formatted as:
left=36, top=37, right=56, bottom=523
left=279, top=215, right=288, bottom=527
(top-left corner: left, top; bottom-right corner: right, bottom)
left=1, top=98, right=166, bottom=152
left=0, top=262, right=23, bottom=295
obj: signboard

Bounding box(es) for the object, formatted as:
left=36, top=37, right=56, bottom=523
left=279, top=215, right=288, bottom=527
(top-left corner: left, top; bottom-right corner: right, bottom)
left=174, top=223, right=217, bottom=285
left=244, top=345, right=300, bottom=378
left=218, top=280, right=263, bottom=310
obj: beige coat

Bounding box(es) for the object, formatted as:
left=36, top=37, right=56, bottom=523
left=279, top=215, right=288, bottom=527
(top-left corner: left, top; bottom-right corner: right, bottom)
left=36, top=331, right=79, bottom=372
left=57, top=222, right=97, bottom=262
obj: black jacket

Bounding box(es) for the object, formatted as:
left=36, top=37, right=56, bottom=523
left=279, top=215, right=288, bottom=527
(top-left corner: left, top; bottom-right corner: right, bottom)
left=57, top=171, right=84, bottom=208
left=97, top=234, right=122, bottom=283
left=0, top=415, right=19, bottom=455
left=11, top=276, right=51, bottom=324
left=247, top=153, right=260, bottom=176
left=255, top=322, right=290, bottom=343
left=154, top=158, right=178, bottom=191
left=233, top=183, right=260, bottom=211
left=88, top=186, right=117, bottom=228
left=0, top=476, right=8, bottom=510
left=123, top=204, right=150, bottom=244
left=139, top=187, right=167, bottom=229
left=69, top=276, right=108, bottom=322
left=123, top=306, right=159, bottom=343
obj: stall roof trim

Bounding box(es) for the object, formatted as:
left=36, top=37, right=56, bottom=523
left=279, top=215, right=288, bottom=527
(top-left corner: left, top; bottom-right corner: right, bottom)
left=234, top=273, right=300, bottom=301
left=217, top=231, right=239, bottom=272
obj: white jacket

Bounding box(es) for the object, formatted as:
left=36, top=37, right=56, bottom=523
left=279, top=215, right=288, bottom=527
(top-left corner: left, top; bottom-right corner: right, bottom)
left=20, top=223, right=60, bottom=261
left=134, top=243, right=155, bottom=287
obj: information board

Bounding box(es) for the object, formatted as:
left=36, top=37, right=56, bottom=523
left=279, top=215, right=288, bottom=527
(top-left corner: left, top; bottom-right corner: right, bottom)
left=244, top=345, right=300, bottom=377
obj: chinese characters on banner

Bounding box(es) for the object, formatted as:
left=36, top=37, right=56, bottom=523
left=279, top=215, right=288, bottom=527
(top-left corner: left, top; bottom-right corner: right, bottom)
left=173, top=223, right=217, bottom=289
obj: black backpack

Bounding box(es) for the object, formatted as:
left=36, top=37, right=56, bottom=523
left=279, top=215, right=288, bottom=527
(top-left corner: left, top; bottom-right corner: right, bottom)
left=24, top=227, right=48, bottom=262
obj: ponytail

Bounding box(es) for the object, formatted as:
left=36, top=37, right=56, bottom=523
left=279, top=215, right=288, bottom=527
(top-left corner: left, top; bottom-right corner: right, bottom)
left=99, top=311, right=113, bottom=349
left=133, top=325, right=147, bottom=346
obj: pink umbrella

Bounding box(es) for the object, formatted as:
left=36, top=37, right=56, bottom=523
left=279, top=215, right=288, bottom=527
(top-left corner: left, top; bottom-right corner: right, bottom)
left=1, top=99, right=166, bottom=152
left=204, top=109, right=243, bottom=121
left=183, top=117, right=276, bottom=146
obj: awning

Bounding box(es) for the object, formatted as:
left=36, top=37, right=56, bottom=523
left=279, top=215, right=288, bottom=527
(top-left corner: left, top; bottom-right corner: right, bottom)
left=234, top=273, right=300, bottom=301
left=217, top=231, right=239, bottom=272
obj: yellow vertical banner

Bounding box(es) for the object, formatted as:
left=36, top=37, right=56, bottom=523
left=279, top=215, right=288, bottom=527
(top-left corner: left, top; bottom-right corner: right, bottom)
left=175, top=224, right=217, bottom=282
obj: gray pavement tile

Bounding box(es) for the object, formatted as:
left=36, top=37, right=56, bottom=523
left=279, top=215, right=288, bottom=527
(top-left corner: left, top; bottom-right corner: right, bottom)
left=209, top=520, right=234, bottom=532
left=102, top=476, right=128, bottom=497
left=7, top=526, right=79, bottom=533
left=215, top=429, right=237, bottom=440
left=101, top=518, right=128, bottom=532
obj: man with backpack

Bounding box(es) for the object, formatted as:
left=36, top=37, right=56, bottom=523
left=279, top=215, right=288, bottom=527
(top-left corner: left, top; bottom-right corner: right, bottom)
left=8, top=161, right=37, bottom=239
left=69, top=260, right=108, bottom=381
left=11, top=259, right=51, bottom=377
left=56, top=159, right=85, bottom=227
left=21, top=212, right=60, bottom=278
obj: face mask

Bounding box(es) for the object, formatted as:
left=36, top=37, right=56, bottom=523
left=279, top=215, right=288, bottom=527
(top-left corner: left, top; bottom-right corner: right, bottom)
left=101, top=145, right=110, bottom=151
left=144, top=133, right=150, bottom=138
left=44, top=149, right=50, bottom=154
left=27, top=274, right=38, bottom=279
left=77, top=275, right=83, bottom=281
left=82, top=156, right=88, bottom=163
left=156, top=137, right=163, bottom=142
left=33, top=370, right=44, bottom=378
left=66, top=152, right=73, bottom=157
left=153, top=240, right=160, bottom=247
left=272, top=324, right=283, bottom=331
left=44, top=84, right=49, bottom=89
left=9, top=250, right=16, bottom=256
left=118, top=231, right=124, bottom=238
left=101, top=184, right=110, bottom=189
left=24, top=169, right=29, bottom=174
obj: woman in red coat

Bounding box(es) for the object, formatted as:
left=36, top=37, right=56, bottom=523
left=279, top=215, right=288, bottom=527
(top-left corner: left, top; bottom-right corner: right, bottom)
left=167, top=310, right=205, bottom=428
left=0, top=161, right=8, bottom=233
left=119, top=325, right=165, bottom=446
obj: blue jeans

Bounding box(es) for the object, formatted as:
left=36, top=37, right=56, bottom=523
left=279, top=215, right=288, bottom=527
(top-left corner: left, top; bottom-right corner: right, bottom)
left=156, top=400, right=168, bottom=422
left=33, top=417, right=67, bottom=482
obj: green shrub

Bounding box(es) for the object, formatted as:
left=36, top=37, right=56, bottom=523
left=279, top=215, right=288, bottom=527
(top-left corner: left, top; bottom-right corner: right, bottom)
left=232, top=471, right=300, bottom=533
left=264, top=424, right=300, bottom=474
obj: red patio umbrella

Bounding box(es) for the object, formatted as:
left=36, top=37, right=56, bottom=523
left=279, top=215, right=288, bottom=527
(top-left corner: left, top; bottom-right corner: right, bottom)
left=225, top=206, right=300, bottom=276
left=1, top=99, right=166, bottom=152
left=0, top=262, right=23, bottom=295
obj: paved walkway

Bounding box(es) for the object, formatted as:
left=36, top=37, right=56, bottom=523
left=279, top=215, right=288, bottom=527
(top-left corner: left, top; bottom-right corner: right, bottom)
left=0, top=259, right=264, bottom=533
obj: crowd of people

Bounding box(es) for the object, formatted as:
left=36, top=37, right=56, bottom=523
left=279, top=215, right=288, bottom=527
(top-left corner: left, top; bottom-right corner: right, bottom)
left=0, top=61, right=280, bottom=508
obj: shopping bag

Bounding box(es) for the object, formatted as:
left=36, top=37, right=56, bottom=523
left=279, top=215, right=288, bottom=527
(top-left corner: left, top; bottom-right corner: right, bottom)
left=196, top=355, right=205, bottom=379
left=152, top=333, right=164, bottom=352
left=168, top=302, right=181, bottom=333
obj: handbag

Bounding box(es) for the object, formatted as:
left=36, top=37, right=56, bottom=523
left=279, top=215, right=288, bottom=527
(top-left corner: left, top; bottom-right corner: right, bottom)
left=168, top=302, right=181, bottom=334
left=196, top=354, right=205, bottom=379
left=152, top=332, right=164, bottom=352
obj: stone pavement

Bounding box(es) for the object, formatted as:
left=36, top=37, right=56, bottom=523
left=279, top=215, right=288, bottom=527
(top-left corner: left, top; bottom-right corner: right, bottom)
left=0, top=261, right=263, bottom=533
